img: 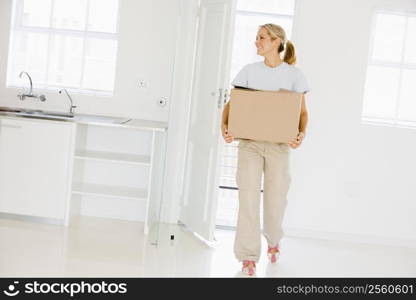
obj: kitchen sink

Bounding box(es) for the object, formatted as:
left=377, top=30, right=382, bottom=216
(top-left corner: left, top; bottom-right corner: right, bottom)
left=0, top=106, right=131, bottom=124
left=0, top=107, right=23, bottom=113
left=0, top=107, right=75, bottom=121
left=18, top=109, right=75, bottom=118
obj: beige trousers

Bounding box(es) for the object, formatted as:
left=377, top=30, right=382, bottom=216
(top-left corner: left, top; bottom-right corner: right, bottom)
left=234, top=139, right=291, bottom=263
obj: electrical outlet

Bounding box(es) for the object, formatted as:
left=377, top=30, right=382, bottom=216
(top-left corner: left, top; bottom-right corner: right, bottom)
left=138, top=79, right=148, bottom=89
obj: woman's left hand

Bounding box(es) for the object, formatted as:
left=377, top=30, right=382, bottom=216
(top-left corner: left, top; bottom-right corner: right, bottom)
left=289, top=132, right=305, bottom=149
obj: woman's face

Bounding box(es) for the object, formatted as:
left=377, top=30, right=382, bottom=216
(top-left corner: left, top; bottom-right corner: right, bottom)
left=255, top=27, right=280, bottom=56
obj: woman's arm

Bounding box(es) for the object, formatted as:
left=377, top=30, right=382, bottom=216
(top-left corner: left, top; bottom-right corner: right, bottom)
left=298, top=93, right=308, bottom=135
left=289, top=93, right=308, bottom=148
left=221, top=101, right=234, bottom=143
left=221, top=101, right=230, bottom=127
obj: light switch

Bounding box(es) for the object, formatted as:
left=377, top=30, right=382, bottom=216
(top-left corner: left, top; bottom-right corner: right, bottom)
left=157, top=97, right=167, bottom=107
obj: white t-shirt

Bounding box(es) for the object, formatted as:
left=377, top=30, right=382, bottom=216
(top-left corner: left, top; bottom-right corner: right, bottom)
left=231, top=61, right=310, bottom=94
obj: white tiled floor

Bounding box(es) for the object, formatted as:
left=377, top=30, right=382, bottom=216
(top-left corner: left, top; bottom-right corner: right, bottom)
left=1, top=216, right=416, bottom=277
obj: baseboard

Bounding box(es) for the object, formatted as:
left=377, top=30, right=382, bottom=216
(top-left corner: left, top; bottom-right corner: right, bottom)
left=284, top=227, right=416, bottom=249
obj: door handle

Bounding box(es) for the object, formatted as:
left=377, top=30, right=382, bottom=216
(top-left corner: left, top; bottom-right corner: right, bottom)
left=223, top=89, right=229, bottom=103
left=217, top=88, right=223, bottom=109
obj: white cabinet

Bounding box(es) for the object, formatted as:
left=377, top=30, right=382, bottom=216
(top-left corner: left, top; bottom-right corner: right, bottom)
left=0, top=117, right=75, bottom=221
left=0, top=115, right=167, bottom=235
left=69, top=120, right=167, bottom=234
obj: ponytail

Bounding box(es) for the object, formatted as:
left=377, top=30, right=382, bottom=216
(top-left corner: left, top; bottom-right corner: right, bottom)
left=283, top=40, right=296, bottom=65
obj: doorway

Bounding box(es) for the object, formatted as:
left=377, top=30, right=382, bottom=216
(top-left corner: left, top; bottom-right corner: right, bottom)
left=215, top=0, right=297, bottom=229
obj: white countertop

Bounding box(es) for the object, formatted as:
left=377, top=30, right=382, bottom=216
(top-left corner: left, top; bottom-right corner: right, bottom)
left=0, top=107, right=168, bottom=132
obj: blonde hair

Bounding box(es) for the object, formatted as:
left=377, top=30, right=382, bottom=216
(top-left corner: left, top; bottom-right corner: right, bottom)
left=259, top=23, right=296, bottom=65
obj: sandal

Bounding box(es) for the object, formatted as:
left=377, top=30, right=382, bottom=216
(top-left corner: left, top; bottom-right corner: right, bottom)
left=267, top=244, right=280, bottom=263
left=242, top=260, right=256, bottom=276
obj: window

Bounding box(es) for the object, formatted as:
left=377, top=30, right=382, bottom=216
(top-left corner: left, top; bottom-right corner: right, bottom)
left=6, top=0, right=119, bottom=96
left=216, top=0, right=296, bottom=228
left=362, top=10, right=416, bottom=127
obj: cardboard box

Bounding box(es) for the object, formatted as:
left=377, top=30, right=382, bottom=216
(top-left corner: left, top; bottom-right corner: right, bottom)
left=228, top=87, right=302, bottom=143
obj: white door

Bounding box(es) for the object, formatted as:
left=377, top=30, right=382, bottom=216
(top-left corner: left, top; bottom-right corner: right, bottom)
left=180, top=0, right=236, bottom=242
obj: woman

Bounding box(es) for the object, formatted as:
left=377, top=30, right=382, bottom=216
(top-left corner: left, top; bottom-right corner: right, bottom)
left=221, top=23, right=310, bottom=276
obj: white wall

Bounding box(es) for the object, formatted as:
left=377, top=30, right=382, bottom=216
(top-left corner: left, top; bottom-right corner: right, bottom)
left=0, top=0, right=179, bottom=122
left=284, top=0, right=416, bottom=246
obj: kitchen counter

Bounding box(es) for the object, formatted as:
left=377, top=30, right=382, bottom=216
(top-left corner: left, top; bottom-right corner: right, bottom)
left=0, top=105, right=168, bottom=231
left=0, top=106, right=168, bottom=132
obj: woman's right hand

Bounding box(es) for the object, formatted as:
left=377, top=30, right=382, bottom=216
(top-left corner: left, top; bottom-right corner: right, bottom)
left=221, top=124, right=234, bottom=143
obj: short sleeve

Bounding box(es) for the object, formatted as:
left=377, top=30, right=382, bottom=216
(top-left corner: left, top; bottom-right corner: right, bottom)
left=293, top=69, right=310, bottom=94
left=231, top=65, right=249, bottom=87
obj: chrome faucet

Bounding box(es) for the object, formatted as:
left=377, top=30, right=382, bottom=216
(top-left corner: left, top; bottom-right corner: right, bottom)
left=59, top=88, right=76, bottom=114
left=17, top=71, right=46, bottom=101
